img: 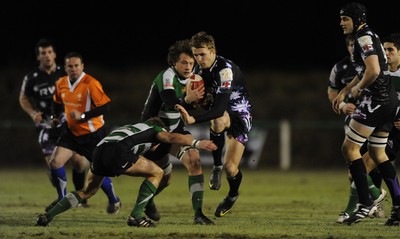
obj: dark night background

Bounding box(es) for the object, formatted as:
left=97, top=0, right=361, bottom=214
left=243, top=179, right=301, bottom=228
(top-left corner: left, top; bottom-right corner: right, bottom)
left=1, top=0, right=397, bottom=71
left=1, top=0, right=399, bottom=168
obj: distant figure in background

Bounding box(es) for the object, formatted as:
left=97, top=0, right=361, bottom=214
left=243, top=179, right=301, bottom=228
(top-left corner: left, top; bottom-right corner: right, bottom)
left=36, top=117, right=218, bottom=227
left=46, top=51, right=121, bottom=214
left=140, top=39, right=214, bottom=224
left=19, top=39, right=88, bottom=207
left=328, top=35, right=385, bottom=223
left=176, top=31, right=252, bottom=217
left=333, top=2, right=400, bottom=225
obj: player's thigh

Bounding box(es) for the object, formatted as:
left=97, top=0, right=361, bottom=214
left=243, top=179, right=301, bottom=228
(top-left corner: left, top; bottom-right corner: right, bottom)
left=211, top=111, right=230, bottom=132
left=124, top=156, right=163, bottom=177
left=49, top=146, right=74, bottom=168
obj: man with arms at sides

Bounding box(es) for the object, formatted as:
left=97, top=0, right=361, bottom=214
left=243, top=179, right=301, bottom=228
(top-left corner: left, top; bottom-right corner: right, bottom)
left=140, top=39, right=214, bottom=224
left=328, top=35, right=386, bottom=223
left=19, top=39, right=88, bottom=208
left=333, top=2, right=400, bottom=225
left=36, top=117, right=217, bottom=227
left=47, top=52, right=121, bottom=214
left=176, top=31, right=252, bottom=218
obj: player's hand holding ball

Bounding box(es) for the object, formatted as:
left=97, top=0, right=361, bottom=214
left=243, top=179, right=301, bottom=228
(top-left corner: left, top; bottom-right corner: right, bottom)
left=185, top=74, right=205, bottom=106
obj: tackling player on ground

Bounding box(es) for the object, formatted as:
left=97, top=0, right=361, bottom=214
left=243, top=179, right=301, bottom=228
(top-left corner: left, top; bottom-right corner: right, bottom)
left=36, top=117, right=217, bottom=227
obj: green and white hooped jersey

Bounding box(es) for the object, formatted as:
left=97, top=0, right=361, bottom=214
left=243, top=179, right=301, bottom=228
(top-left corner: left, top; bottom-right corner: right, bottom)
left=97, top=122, right=165, bottom=155
left=155, top=67, right=188, bottom=131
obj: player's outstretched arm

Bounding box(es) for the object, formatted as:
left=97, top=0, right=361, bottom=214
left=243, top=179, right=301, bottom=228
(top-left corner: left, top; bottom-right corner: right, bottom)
left=175, top=104, right=196, bottom=124
left=156, top=131, right=217, bottom=151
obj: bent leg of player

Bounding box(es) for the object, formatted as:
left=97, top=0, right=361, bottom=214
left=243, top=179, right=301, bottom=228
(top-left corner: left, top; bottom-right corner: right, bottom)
left=209, top=112, right=230, bottom=190
left=178, top=146, right=214, bottom=225
left=36, top=173, right=104, bottom=226
left=145, top=161, right=172, bottom=221
left=215, top=136, right=244, bottom=217
left=47, top=146, right=75, bottom=211
left=209, top=129, right=224, bottom=190
left=71, top=154, right=90, bottom=207
left=124, top=156, right=163, bottom=227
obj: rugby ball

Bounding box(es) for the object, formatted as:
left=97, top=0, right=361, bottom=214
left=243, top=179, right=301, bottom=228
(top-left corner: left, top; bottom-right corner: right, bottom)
left=190, top=74, right=204, bottom=90
left=189, top=74, right=205, bottom=105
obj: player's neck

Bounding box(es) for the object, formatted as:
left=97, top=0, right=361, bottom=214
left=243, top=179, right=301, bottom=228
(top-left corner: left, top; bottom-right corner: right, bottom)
left=39, top=64, right=56, bottom=74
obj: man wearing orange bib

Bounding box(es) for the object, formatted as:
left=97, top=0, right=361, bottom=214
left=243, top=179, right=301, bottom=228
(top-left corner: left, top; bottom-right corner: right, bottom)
left=47, top=52, right=121, bottom=214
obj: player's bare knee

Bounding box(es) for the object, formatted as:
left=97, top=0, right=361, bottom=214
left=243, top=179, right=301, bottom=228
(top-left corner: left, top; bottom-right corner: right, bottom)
left=224, top=163, right=238, bottom=177
left=188, top=154, right=202, bottom=170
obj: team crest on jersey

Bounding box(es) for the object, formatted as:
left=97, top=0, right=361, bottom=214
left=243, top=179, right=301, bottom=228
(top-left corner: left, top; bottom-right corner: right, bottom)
left=77, top=93, right=82, bottom=102
left=358, top=35, right=374, bottom=53
left=220, top=68, right=233, bottom=89
left=164, top=78, right=173, bottom=88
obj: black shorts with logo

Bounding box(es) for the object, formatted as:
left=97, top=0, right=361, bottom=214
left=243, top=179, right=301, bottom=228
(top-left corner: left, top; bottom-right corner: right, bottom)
left=91, top=141, right=138, bottom=177
left=351, top=96, right=398, bottom=132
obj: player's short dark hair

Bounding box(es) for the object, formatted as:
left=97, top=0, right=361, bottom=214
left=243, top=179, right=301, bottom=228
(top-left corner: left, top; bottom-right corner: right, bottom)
left=35, top=38, right=55, bottom=56
left=189, top=31, right=216, bottom=51
left=167, top=39, right=193, bottom=66
left=383, top=33, right=400, bottom=50
left=64, top=52, right=84, bottom=63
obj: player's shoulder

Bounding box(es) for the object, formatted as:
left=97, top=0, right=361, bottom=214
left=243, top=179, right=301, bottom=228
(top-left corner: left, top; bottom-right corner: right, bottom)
left=216, top=55, right=237, bottom=69
left=54, top=65, right=66, bottom=76
left=82, top=73, right=102, bottom=85
left=215, top=55, right=242, bottom=78
left=23, top=67, right=42, bottom=81
left=335, top=56, right=351, bottom=68
left=155, top=68, right=173, bottom=82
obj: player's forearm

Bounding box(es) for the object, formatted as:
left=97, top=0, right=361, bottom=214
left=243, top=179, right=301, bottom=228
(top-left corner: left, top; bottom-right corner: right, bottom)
left=19, top=94, right=37, bottom=118
left=83, top=102, right=110, bottom=120
left=327, top=87, right=338, bottom=102
left=167, top=133, right=193, bottom=146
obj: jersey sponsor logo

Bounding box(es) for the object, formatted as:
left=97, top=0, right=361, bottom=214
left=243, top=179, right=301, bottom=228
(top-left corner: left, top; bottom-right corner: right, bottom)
left=39, top=86, right=55, bottom=96
left=362, top=44, right=373, bottom=52
left=164, top=77, right=174, bottom=89
left=220, top=68, right=233, bottom=81
left=358, top=35, right=374, bottom=53
left=221, top=81, right=231, bottom=88
left=220, top=68, right=233, bottom=89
